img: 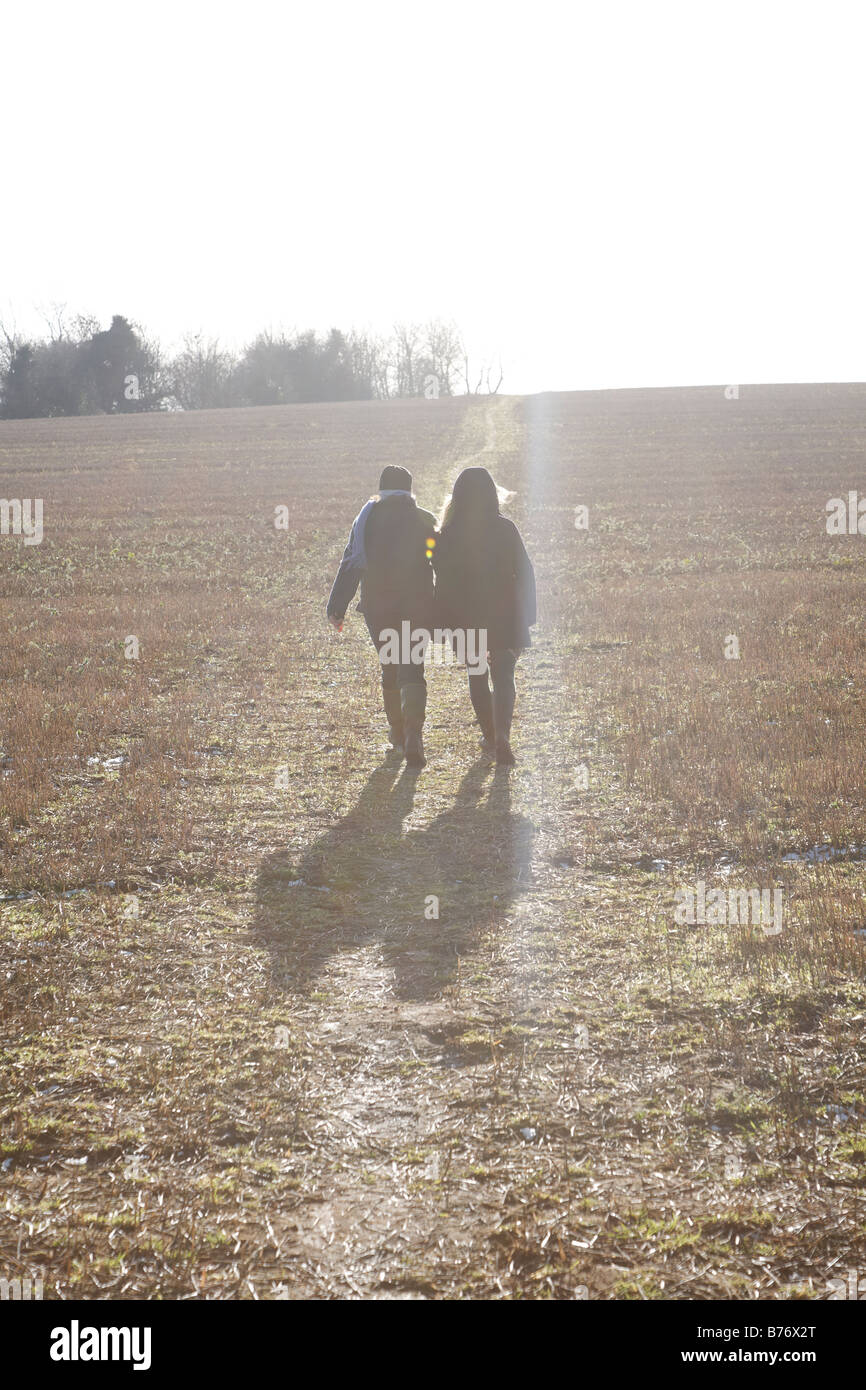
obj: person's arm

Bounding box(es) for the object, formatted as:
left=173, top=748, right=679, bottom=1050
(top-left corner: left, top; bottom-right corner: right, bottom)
left=326, top=524, right=362, bottom=623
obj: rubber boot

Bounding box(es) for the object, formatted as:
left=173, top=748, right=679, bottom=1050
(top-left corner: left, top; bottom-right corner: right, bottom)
left=401, top=682, right=427, bottom=769
left=382, top=686, right=405, bottom=755
left=468, top=674, right=496, bottom=754
left=495, top=738, right=516, bottom=766
left=493, top=669, right=517, bottom=765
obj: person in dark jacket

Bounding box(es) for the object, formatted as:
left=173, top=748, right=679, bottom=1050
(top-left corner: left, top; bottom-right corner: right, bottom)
left=432, top=466, right=536, bottom=765
left=327, top=465, right=438, bottom=768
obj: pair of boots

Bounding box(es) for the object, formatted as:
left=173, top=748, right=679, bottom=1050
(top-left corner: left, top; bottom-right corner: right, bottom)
left=383, top=678, right=513, bottom=769
left=383, top=683, right=426, bottom=769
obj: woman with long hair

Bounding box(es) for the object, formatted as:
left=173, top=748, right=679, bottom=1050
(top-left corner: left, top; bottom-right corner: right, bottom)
left=433, top=466, right=536, bottom=765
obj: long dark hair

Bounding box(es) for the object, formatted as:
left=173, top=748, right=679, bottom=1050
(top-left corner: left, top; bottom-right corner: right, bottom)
left=439, top=466, right=501, bottom=534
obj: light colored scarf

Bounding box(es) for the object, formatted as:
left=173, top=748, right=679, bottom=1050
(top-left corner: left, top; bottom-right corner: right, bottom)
left=346, top=489, right=412, bottom=570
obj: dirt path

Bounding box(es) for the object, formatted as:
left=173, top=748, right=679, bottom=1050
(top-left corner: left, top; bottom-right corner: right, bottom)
left=251, top=394, right=541, bottom=1297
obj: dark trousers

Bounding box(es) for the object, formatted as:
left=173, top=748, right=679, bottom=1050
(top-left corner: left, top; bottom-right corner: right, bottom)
left=467, top=648, right=517, bottom=740
left=364, top=615, right=427, bottom=690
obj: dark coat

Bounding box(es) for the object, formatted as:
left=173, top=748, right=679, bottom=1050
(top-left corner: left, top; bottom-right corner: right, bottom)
left=326, top=494, right=438, bottom=631
left=432, top=515, right=536, bottom=650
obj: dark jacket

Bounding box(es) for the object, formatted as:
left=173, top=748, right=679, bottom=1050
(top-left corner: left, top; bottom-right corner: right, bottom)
left=432, top=515, right=536, bottom=650
left=326, top=494, right=438, bottom=629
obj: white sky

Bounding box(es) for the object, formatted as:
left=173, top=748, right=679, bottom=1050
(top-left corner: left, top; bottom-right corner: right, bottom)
left=2, top=0, right=864, bottom=394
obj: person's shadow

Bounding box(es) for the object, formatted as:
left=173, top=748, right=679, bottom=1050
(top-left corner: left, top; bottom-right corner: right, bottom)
left=253, top=756, right=535, bottom=1001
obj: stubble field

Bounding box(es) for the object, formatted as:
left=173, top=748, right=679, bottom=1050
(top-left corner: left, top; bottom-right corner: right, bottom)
left=1, top=385, right=865, bottom=1299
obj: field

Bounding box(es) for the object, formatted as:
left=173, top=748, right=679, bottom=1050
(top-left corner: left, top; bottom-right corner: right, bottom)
left=2, top=385, right=865, bottom=1300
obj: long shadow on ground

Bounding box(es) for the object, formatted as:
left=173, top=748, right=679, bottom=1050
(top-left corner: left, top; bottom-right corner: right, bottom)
left=253, top=757, right=535, bottom=1001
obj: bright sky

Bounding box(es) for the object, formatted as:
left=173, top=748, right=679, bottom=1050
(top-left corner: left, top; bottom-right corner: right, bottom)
left=2, top=1, right=864, bottom=394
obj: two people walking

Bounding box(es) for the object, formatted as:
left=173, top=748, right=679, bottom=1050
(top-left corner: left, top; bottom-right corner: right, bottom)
left=326, top=463, right=536, bottom=770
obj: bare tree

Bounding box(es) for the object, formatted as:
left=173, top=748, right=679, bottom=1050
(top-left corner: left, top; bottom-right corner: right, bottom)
left=393, top=322, right=423, bottom=397
left=463, top=351, right=503, bottom=395
left=422, top=319, right=463, bottom=396
left=170, top=334, right=237, bottom=409
left=0, top=319, right=22, bottom=376
left=385, top=320, right=466, bottom=398
left=346, top=329, right=391, bottom=399
left=40, top=302, right=71, bottom=343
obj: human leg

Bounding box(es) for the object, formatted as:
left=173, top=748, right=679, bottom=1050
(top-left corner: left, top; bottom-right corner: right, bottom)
left=489, top=649, right=518, bottom=764
left=399, top=643, right=427, bottom=769
left=467, top=668, right=496, bottom=750
left=365, top=614, right=405, bottom=754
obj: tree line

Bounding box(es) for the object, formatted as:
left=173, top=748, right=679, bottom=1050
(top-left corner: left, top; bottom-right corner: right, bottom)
left=0, top=313, right=503, bottom=418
